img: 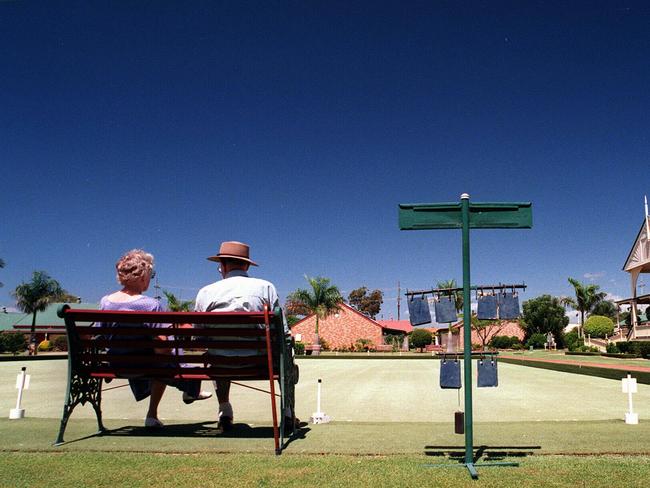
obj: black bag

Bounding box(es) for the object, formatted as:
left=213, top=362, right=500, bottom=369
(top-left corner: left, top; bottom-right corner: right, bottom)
left=477, top=358, right=498, bottom=387
left=440, top=359, right=461, bottom=389
left=434, top=295, right=457, bottom=323
left=477, top=294, right=498, bottom=320
left=408, top=295, right=432, bottom=326
left=498, top=293, right=520, bottom=320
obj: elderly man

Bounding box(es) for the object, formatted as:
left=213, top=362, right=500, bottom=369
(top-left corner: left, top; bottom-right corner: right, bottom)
left=195, top=241, right=296, bottom=432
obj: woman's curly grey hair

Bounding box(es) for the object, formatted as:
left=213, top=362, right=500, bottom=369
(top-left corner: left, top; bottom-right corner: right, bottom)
left=116, top=249, right=154, bottom=286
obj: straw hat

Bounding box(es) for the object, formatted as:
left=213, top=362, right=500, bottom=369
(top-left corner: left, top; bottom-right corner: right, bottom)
left=207, top=241, right=258, bottom=266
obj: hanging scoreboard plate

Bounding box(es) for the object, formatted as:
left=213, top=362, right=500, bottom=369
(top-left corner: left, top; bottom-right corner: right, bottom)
left=399, top=202, right=532, bottom=230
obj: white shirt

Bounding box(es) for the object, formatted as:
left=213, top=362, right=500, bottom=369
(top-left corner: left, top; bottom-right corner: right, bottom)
left=195, top=270, right=279, bottom=315
left=194, top=270, right=287, bottom=356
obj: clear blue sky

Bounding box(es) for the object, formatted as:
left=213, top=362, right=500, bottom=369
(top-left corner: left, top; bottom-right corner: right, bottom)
left=1, top=1, right=649, bottom=319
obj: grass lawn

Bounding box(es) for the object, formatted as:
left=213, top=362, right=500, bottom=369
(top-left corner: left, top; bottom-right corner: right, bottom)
left=2, top=452, right=649, bottom=488
left=503, top=350, right=650, bottom=368
left=3, top=358, right=650, bottom=486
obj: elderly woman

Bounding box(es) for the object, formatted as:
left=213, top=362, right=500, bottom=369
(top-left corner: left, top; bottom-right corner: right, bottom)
left=100, top=249, right=211, bottom=428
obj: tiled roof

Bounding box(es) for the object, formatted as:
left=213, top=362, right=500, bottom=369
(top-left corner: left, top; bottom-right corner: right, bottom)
left=376, top=320, right=413, bottom=333
left=0, top=311, right=26, bottom=332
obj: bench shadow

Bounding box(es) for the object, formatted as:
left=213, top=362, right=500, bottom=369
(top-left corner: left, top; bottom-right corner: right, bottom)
left=60, top=420, right=310, bottom=451
left=424, top=444, right=542, bottom=463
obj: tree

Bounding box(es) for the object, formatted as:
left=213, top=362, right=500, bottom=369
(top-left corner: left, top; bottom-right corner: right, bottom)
left=55, top=292, right=82, bottom=303
left=591, top=300, right=617, bottom=321
left=564, top=278, right=606, bottom=338
left=584, top=315, right=615, bottom=338
left=521, top=295, right=569, bottom=348
left=347, top=286, right=383, bottom=319
left=0, top=257, right=5, bottom=288
left=163, top=290, right=194, bottom=312
left=471, top=315, right=504, bottom=349
left=409, top=328, right=433, bottom=350
left=286, top=276, right=343, bottom=353
left=12, top=271, right=64, bottom=354
left=436, top=279, right=463, bottom=312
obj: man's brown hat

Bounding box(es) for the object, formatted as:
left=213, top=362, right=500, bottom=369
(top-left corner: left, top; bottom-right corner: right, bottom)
left=207, top=241, right=258, bottom=266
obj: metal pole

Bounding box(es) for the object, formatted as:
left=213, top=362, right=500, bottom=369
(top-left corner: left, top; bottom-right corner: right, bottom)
left=460, top=193, right=473, bottom=466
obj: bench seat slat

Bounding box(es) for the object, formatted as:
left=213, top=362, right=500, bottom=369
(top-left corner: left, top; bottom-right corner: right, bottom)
left=64, top=309, right=275, bottom=324
left=83, top=366, right=272, bottom=378
left=76, top=327, right=272, bottom=337
left=78, top=353, right=268, bottom=366
left=82, top=339, right=270, bottom=349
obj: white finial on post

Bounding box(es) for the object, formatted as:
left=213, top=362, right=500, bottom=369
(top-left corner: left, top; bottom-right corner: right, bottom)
left=645, top=196, right=650, bottom=238
left=461, top=193, right=470, bottom=200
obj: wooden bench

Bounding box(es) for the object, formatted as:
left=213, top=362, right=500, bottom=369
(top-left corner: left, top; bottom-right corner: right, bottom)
left=55, top=304, right=297, bottom=454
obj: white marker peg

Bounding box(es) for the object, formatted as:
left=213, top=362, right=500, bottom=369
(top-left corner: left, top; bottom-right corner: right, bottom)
left=10, top=367, right=30, bottom=419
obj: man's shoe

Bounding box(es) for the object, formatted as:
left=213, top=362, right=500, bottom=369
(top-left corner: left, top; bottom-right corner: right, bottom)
left=182, top=391, right=213, bottom=405
left=217, top=416, right=234, bottom=433
left=144, top=417, right=164, bottom=428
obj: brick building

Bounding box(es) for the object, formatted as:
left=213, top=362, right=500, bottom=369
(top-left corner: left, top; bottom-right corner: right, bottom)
left=291, top=303, right=408, bottom=350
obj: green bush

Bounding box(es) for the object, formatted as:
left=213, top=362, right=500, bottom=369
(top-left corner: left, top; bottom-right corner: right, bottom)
left=52, top=335, right=68, bottom=352
left=606, top=342, right=620, bottom=354
left=584, top=315, right=615, bottom=338
left=489, top=336, right=509, bottom=349
left=38, top=339, right=52, bottom=352
left=564, top=330, right=583, bottom=352
left=0, top=332, right=28, bottom=355
left=294, top=341, right=305, bottom=355
left=409, top=329, right=433, bottom=350
left=526, top=332, right=547, bottom=349
left=619, top=341, right=650, bottom=359
left=489, top=335, right=523, bottom=349
left=354, top=338, right=374, bottom=352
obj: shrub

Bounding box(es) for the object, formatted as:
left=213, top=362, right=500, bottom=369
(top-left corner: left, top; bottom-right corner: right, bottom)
left=616, top=341, right=650, bottom=358
left=511, top=342, right=524, bottom=350
left=584, top=315, right=615, bottom=338
left=354, top=338, right=375, bottom=352
left=38, top=339, right=52, bottom=352
left=52, top=335, right=68, bottom=352
left=384, top=333, right=405, bottom=352
left=319, top=338, right=331, bottom=351
left=489, top=335, right=517, bottom=349
left=564, top=330, right=583, bottom=352
left=409, top=329, right=432, bottom=350
left=294, top=341, right=305, bottom=355
left=0, top=332, right=28, bottom=355
left=606, top=342, right=620, bottom=354
left=526, top=333, right=546, bottom=349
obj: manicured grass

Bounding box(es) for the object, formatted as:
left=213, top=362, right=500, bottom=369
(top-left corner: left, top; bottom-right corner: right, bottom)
left=505, top=350, right=650, bottom=368
left=2, top=451, right=649, bottom=488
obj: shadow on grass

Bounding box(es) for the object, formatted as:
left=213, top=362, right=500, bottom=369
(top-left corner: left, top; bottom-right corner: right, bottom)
left=59, top=420, right=310, bottom=451
left=424, top=444, right=541, bottom=463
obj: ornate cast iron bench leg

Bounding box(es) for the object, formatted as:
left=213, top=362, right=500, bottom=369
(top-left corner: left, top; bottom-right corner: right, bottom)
left=54, top=374, right=105, bottom=446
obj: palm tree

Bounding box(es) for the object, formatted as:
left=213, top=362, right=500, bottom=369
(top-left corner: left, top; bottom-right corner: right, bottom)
left=163, top=290, right=194, bottom=312
left=0, top=257, right=5, bottom=288
left=564, top=278, right=606, bottom=338
left=286, top=276, right=343, bottom=355
left=13, top=271, right=64, bottom=354
left=436, top=279, right=463, bottom=312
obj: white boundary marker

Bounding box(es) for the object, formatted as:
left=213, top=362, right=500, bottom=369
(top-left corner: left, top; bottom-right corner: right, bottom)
left=10, top=367, right=30, bottom=419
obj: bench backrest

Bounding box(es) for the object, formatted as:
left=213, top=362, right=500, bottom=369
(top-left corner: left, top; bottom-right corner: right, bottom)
left=57, top=305, right=287, bottom=380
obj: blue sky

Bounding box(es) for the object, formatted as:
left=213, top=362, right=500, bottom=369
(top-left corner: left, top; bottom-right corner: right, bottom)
left=1, top=1, right=649, bottom=319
